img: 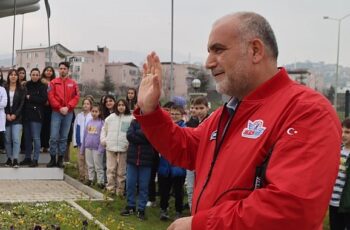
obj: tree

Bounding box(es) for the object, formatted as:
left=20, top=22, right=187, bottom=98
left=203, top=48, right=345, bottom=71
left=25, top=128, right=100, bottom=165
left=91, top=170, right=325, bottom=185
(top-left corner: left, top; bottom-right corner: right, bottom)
left=100, top=75, right=115, bottom=95
left=81, top=80, right=102, bottom=98
left=187, top=66, right=211, bottom=93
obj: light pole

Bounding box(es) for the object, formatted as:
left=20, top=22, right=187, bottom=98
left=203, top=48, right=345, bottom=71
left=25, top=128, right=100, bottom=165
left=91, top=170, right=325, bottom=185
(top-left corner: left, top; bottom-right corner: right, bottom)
left=324, top=13, right=350, bottom=110
left=170, top=0, right=174, bottom=100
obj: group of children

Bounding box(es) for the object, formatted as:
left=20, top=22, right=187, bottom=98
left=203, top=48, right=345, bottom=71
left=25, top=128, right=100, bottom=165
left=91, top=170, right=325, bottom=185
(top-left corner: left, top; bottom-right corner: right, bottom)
left=74, top=92, right=211, bottom=221
left=73, top=89, right=137, bottom=193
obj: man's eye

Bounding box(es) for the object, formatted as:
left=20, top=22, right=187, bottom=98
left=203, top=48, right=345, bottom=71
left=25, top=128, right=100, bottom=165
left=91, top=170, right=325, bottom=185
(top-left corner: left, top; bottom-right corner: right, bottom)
left=212, top=46, right=225, bottom=53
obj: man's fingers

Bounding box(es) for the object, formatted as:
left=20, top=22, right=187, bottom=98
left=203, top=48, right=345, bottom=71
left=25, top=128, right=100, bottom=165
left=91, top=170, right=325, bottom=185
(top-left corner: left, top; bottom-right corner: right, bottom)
left=142, top=63, right=148, bottom=78
left=147, top=54, right=153, bottom=74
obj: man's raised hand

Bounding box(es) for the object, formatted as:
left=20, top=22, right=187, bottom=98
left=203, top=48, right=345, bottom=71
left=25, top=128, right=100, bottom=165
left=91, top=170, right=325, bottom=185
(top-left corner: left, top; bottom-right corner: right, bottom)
left=137, top=52, right=163, bottom=114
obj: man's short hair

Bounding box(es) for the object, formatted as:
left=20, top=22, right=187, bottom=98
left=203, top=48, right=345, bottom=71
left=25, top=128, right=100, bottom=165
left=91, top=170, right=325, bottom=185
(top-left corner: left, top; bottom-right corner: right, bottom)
left=234, top=12, right=279, bottom=60
left=342, top=118, right=350, bottom=129
left=192, top=96, right=208, bottom=107
left=59, top=61, right=70, bottom=69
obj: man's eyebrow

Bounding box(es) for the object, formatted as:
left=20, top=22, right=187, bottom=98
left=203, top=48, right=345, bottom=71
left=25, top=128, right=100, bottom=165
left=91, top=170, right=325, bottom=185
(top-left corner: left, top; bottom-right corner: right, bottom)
left=207, top=43, right=227, bottom=52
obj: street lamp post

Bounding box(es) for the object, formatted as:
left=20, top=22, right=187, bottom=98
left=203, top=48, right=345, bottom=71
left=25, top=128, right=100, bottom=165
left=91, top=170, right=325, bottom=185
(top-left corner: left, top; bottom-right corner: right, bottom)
left=170, top=0, right=174, bottom=100
left=189, top=78, right=207, bottom=99
left=324, top=13, right=350, bottom=110
left=192, top=78, right=201, bottom=93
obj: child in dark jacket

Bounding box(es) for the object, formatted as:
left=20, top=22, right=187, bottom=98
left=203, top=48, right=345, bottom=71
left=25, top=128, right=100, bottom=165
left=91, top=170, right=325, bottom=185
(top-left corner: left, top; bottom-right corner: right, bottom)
left=120, top=110, right=155, bottom=220
left=158, top=105, right=187, bottom=221
left=81, top=105, right=105, bottom=188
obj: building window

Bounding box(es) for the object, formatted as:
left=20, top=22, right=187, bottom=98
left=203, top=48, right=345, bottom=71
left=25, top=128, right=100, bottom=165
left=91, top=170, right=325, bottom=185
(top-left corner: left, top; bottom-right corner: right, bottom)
left=129, top=69, right=136, bottom=76
left=35, top=52, right=39, bottom=58
left=122, top=70, right=126, bottom=83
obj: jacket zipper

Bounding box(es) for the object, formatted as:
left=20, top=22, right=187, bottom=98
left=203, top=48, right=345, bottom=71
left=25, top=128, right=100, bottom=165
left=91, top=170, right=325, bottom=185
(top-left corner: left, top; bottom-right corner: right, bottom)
left=63, top=79, right=66, bottom=107
left=194, top=102, right=241, bottom=214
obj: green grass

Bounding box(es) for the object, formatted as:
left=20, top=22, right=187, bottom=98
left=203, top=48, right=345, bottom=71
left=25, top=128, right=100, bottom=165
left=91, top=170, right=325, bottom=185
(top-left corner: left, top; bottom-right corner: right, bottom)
left=77, top=199, right=176, bottom=230
left=0, top=202, right=99, bottom=229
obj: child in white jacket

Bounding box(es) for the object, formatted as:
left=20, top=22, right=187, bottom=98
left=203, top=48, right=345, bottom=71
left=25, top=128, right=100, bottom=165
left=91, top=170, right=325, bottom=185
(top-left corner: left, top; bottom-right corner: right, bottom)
left=73, top=98, right=93, bottom=182
left=101, top=99, right=133, bottom=196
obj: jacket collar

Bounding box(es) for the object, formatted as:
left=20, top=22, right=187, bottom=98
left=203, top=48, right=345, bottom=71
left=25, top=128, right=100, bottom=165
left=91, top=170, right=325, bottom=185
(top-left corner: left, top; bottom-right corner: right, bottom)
left=243, top=67, right=293, bottom=101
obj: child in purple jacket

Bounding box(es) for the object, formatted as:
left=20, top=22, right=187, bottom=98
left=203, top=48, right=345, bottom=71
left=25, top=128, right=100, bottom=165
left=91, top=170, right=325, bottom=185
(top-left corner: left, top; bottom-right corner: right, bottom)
left=81, top=105, right=105, bottom=188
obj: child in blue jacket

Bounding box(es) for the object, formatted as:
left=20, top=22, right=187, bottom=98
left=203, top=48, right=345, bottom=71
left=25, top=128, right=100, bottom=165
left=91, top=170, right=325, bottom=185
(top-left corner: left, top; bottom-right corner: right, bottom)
left=158, top=105, right=187, bottom=221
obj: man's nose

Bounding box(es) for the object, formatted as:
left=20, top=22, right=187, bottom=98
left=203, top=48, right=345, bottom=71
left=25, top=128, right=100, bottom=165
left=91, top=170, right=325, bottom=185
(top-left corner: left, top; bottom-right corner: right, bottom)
left=205, top=53, right=216, bottom=69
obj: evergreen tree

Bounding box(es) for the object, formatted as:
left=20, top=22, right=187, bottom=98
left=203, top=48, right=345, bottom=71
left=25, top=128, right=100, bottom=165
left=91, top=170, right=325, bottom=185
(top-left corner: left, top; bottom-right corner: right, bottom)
left=100, top=75, right=115, bottom=95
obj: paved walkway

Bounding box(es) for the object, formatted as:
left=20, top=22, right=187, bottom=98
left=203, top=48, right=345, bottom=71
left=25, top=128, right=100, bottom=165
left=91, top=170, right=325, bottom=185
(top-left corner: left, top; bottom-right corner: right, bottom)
left=0, top=180, right=90, bottom=202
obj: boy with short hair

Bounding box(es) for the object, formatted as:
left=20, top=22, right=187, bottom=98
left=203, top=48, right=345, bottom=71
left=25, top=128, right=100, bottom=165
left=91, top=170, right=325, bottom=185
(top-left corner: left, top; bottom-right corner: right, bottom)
left=193, top=96, right=210, bottom=123
left=186, top=96, right=210, bottom=211
left=329, top=118, right=350, bottom=230
left=186, top=99, right=199, bottom=128
left=158, top=105, right=186, bottom=221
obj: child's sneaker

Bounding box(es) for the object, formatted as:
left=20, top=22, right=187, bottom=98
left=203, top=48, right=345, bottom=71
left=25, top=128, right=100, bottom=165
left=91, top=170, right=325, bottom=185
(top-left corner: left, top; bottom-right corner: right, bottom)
left=137, top=210, right=146, bottom=221
left=5, top=158, right=12, bottom=167
left=120, top=206, right=135, bottom=216
left=160, top=209, right=170, bottom=221
left=146, top=201, right=157, bottom=207
left=12, top=159, right=19, bottom=168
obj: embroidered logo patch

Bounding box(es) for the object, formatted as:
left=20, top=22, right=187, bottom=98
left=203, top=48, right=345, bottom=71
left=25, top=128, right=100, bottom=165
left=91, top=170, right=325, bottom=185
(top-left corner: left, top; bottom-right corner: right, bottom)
left=241, top=120, right=266, bottom=139
left=210, top=130, right=217, bottom=140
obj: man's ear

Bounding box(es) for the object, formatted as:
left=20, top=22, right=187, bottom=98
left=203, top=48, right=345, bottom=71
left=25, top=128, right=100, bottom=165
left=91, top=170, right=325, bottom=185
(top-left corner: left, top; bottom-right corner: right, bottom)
left=249, top=39, right=265, bottom=64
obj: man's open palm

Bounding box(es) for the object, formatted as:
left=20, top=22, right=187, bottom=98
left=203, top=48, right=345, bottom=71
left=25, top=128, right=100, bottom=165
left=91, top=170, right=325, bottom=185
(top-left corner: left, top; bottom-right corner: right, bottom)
left=137, top=52, right=163, bottom=114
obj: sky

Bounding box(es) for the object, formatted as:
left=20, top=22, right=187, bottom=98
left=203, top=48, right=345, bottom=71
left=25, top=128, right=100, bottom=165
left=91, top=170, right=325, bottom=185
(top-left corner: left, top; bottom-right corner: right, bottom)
left=0, top=0, right=349, bottom=67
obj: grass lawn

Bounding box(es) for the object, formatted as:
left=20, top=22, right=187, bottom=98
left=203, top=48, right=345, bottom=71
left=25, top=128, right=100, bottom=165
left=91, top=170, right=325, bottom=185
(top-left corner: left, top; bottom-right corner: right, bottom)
left=0, top=202, right=100, bottom=229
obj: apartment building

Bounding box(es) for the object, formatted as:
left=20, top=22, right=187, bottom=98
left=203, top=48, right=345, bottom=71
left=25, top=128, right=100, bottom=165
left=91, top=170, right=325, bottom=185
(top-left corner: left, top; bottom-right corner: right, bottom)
left=161, top=62, right=214, bottom=100
left=287, top=68, right=323, bottom=91
left=68, top=46, right=109, bottom=83
left=16, top=43, right=72, bottom=80
left=105, top=62, right=140, bottom=95
left=14, top=44, right=213, bottom=100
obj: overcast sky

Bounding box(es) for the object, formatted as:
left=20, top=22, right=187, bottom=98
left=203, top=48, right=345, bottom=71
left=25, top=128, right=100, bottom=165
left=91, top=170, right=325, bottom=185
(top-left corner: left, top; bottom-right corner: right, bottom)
left=0, top=0, right=349, bottom=67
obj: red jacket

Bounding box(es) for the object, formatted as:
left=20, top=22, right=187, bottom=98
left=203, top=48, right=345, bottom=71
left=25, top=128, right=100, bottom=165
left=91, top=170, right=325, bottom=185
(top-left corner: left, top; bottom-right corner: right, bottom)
left=48, top=77, right=80, bottom=112
left=135, top=68, right=341, bottom=230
